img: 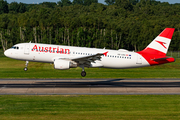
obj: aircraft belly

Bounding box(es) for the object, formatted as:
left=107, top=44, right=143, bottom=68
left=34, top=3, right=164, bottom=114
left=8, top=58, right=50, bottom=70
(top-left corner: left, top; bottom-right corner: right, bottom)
left=33, top=53, right=54, bottom=63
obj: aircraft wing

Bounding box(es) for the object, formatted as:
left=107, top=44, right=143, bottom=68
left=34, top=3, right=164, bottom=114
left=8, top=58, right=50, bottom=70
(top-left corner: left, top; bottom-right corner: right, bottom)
left=55, top=51, right=108, bottom=67
left=71, top=53, right=104, bottom=66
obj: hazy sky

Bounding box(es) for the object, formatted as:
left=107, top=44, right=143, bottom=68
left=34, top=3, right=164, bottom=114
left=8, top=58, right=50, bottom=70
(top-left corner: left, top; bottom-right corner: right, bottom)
left=6, top=0, right=180, bottom=4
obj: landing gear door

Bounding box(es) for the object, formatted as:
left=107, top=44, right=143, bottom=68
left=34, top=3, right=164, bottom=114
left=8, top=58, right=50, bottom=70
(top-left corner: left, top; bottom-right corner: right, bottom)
left=24, top=45, right=30, bottom=55
left=136, top=54, right=142, bottom=64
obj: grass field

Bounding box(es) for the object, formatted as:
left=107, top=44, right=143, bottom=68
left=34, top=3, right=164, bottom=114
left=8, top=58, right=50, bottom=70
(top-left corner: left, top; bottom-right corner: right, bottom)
left=1, top=50, right=180, bottom=78
left=0, top=95, right=180, bottom=120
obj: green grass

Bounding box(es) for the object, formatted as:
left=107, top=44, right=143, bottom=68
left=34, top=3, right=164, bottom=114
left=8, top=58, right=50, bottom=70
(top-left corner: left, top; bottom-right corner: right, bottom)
left=1, top=50, right=180, bottom=78
left=0, top=95, right=180, bottom=120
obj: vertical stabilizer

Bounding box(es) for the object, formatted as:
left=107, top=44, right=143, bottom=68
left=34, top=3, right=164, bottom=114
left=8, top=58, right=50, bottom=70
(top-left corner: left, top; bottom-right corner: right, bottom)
left=140, top=28, right=175, bottom=56
left=137, top=28, right=175, bottom=66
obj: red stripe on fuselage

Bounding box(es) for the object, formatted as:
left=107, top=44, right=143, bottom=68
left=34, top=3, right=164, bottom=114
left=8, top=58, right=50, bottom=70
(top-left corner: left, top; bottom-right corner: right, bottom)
left=137, top=48, right=175, bottom=65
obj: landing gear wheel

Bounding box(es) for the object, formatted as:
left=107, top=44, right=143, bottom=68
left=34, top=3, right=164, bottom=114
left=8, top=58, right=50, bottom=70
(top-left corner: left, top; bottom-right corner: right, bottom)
left=24, top=67, right=28, bottom=71
left=81, top=71, right=86, bottom=77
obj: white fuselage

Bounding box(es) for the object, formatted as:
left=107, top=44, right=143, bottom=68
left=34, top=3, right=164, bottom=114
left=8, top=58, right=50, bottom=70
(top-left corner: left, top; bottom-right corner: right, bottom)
left=4, top=43, right=150, bottom=69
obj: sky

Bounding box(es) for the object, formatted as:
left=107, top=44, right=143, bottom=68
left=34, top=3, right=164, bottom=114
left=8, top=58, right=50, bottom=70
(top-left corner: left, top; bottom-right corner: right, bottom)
left=6, top=0, right=180, bottom=4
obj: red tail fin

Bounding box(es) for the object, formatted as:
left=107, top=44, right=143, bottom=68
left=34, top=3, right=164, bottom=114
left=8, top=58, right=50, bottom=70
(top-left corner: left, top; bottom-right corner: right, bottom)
left=140, top=28, right=175, bottom=56
left=137, top=28, right=175, bottom=65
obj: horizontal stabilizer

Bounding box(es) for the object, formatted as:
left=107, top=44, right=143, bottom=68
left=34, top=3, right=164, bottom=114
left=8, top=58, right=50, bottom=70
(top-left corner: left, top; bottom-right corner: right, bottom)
left=152, top=57, right=175, bottom=63
left=152, top=57, right=171, bottom=61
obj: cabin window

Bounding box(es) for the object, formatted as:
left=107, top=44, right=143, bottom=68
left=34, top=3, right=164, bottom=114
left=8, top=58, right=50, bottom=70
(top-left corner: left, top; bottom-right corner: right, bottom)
left=11, top=46, right=19, bottom=49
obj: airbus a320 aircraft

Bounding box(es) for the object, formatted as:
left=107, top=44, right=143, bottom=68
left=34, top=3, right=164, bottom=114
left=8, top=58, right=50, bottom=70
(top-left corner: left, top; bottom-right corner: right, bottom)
left=4, top=28, right=175, bottom=77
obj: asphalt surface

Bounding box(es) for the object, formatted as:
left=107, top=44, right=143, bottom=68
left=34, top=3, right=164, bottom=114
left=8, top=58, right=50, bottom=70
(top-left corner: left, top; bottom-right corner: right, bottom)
left=0, top=79, right=180, bottom=95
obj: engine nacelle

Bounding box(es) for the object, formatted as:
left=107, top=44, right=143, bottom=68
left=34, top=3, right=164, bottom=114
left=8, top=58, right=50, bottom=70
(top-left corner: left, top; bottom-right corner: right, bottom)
left=54, top=59, right=77, bottom=70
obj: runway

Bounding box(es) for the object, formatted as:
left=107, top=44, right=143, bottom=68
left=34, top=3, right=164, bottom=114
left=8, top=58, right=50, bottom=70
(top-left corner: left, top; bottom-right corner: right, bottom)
left=0, top=79, right=180, bottom=95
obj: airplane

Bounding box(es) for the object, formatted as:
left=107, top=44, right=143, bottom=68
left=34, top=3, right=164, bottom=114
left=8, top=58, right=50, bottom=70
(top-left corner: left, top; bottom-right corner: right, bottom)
left=4, top=28, right=175, bottom=77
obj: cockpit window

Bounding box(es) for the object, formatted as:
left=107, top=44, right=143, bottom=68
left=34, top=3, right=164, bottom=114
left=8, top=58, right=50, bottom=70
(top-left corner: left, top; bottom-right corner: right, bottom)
left=11, top=46, right=19, bottom=49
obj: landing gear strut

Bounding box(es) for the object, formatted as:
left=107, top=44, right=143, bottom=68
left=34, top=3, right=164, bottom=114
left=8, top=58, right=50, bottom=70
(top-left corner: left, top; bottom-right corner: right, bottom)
left=24, top=61, right=29, bottom=71
left=80, top=65, right=86, bottom=77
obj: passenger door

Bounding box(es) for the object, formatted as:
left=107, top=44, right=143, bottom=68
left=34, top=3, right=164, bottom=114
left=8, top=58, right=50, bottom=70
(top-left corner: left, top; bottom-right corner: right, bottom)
left=24, top=45, right=30, bottom=55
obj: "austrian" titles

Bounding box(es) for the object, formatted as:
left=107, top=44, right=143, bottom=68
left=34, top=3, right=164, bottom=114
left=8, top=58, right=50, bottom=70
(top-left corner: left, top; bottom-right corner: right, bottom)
left=31, top=45, right=70, bottom=54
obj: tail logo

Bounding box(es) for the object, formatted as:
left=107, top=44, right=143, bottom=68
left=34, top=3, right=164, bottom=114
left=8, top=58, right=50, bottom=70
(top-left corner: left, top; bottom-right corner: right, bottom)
left=155, top=40, right=167, bottom=49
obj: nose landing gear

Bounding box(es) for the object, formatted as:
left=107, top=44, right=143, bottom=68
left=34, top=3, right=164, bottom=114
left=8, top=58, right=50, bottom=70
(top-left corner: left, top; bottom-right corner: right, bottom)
left=24, top=61, right=29, bottom=71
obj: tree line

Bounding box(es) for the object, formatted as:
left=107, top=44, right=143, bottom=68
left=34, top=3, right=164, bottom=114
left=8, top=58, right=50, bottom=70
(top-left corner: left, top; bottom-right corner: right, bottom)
left=0, top=0, right=180, bottom=52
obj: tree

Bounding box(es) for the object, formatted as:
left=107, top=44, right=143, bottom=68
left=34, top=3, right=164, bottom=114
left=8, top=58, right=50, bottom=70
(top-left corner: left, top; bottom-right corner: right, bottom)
left=57, top=0, right=72, bottom=7
left=0, top=0, right=8, bottom=14
left=139, top=0, right=146, bottom=6
left=19, top=3, right=26, bottom=13
left=150, top=0, right=161, bottom=5
left=9, top=2, right=19, bottom=13
left=41, top=2, right=57, bottom=8
left=115, top=0, right=133, bottom=11
left=104, top=0, right=115, bottom=5
left=129, top=0, right=139, bottom=5
left=73, top=0, right=84, bottom=5
left=1, top=0, right=180, bottom=52
left=9, top=2, right=26, bottom=13
left=84, top=0, right=98, bottom=6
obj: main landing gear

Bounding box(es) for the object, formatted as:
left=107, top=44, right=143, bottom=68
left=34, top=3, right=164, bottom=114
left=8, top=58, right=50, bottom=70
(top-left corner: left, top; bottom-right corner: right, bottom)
left=24, top=61, right=29, bottom=71
left=81, top=71, right=86, bottom=77
left=80, top=65, right=86, bottom=77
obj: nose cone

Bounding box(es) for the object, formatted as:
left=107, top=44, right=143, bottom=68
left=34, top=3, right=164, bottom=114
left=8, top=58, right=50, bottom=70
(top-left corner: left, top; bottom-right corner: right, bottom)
left=4, top=50, right=9, bottom=57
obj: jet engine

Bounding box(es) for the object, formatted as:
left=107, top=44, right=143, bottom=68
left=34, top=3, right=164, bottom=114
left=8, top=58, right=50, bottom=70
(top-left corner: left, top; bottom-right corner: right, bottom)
left=54, top=59, right=77, bottom=70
